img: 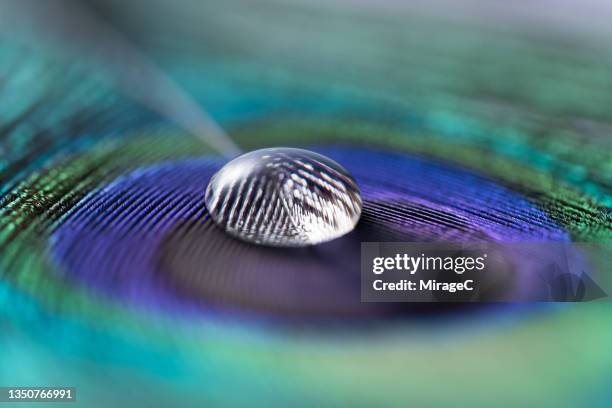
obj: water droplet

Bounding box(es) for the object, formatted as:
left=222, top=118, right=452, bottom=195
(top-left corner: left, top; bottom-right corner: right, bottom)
left=205, top=148, right=362, bottom=247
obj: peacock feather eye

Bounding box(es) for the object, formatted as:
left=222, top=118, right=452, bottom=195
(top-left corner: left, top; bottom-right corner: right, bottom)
left=1, top=0, right=611, bottom=406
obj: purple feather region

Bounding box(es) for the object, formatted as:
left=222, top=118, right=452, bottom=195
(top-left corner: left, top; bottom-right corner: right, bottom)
left=50, top=147, right=569, bottom=318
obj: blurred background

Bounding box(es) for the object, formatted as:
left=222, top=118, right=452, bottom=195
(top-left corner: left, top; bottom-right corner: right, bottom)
left=0, top=0, right=611, bottom=406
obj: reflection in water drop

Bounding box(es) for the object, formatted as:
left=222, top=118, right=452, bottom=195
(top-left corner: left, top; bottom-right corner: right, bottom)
left=205, top=148, right=362, bottom=247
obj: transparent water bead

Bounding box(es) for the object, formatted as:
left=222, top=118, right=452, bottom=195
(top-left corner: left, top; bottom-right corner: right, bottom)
left=205, top=148, right=362, bottom=247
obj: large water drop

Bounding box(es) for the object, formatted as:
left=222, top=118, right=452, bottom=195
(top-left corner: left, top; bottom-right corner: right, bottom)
left=205, top=148, right=362, bottom=247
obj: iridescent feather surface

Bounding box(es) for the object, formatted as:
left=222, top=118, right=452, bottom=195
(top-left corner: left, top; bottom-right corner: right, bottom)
left=0, top=0, right=611, bottom=406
